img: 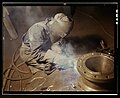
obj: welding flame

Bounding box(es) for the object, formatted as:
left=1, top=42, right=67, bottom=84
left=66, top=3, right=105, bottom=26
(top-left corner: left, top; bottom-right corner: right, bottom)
left=51, top=42, right=80, bottom=73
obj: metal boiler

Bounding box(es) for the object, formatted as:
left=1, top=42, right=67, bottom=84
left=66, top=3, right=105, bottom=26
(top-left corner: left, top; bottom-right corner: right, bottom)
left=77, top=52, right=114, bottom=91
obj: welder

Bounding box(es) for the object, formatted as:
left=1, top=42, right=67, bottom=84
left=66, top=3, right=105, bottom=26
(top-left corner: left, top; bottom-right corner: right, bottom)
left=20, top=13, right=73, bottom=74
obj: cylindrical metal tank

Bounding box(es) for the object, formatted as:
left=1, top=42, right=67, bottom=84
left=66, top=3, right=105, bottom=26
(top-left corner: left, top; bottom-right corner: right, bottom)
left=77, top=52, right=114, bottom=91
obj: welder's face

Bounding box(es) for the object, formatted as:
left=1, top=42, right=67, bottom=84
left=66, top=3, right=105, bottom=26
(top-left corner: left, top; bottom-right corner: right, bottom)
left=49, top=13, right=73, bottom=43
left=50, top=24, right=71, bottom=44
left=51, top=21, right=70, bottom=36
left=51, top=29, right=69, bottom=44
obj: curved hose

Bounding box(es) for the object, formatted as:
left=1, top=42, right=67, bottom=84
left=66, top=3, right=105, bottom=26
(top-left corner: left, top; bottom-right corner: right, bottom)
left=23, top=77, right=46, bottom=91
left=3, top=44, right=33, bottom=91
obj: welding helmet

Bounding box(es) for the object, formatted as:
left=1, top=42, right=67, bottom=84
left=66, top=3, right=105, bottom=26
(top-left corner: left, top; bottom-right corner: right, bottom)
left=50, top=13, right=73, bottom=38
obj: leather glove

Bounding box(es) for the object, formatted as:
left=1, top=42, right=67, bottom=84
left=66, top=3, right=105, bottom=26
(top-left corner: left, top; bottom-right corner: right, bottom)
left=43, top=62, right=56, bottom=75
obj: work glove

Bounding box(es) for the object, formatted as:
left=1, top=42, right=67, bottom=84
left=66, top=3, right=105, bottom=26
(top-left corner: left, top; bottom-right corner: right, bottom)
left=43, top=49, right=77, bottom=70
left=43, top=62, right=57, bottom=75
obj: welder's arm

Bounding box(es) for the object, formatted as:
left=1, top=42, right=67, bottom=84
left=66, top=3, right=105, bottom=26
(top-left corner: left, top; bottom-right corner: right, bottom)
left=43, top=49, right=62, bottom=63
left=28, top=25, right=45, bottom=60
left=43, top=49, right=73, bottom=66
left=44, top=49, right=78, bottom=70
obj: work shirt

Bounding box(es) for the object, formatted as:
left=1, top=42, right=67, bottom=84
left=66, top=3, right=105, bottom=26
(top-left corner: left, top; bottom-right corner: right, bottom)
left=20, top=18, right=53, bottom=64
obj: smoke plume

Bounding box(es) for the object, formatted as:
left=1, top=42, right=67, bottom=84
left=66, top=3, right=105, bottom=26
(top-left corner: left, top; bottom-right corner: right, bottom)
left=52, top=35, right=102, bottom=72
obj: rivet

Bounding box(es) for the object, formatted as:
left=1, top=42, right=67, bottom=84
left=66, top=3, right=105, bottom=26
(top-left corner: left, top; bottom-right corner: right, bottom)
left=10, top=85, right=12, bottom=88
left=63, top=2, right=67, bottom=5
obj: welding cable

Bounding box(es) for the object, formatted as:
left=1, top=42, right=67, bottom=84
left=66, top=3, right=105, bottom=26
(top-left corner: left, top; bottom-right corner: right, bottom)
left=4, top=44, right=27, bottom=78
left=3, top=65, right=23, bottom=91
left=23, top=77, right=46, bottom=91
left=3, top=47, right=21, bottom=91
left=11, top=45, right=30, bottom=74
left=11, top=65, right=22, bottom=91
left=4, top=68, right=22, bottom=91
left=10, top=53, right=26, bottom=91
left=3, top=43, right=54, bottom=91
left=3, top=53, right=19, bottom=83
left=3, top=44, right=22, bottom=91
left=3, top=62, right=26, bottom=75
left=46, top=85, right=54, bottom=91
left=79, top=11, right=114, bottom=40
left=5, top=68, right=20, bottom=91
left=3, top=44, right=33, bottom=91
left=3, top=46, right=20, bottom=90
left=3, top=66, right=32, bottom=81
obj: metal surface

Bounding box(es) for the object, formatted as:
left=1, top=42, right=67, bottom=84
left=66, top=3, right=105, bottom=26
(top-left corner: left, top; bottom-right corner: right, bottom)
left=77, top=52, right=114, bottom=91
left=3, top=6, right=115, bottom=92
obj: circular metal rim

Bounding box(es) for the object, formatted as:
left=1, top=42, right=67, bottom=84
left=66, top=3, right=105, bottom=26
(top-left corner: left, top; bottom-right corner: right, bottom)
left=83, top=53, right=114, bottom=75
left=77, top=52, right=114, bottom=83
left=78, top=77, right=111, bottom=91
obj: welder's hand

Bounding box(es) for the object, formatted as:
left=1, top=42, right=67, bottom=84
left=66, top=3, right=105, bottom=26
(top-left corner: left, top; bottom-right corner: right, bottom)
left=43, top=49, right=78, bottom=70
left=51, top=42, right=63, bottom=54
left=44, top=62, right=56, bottom=75
left=43, top=49, right=59, bottom=63
left=44, top=49, right=69, bottom=65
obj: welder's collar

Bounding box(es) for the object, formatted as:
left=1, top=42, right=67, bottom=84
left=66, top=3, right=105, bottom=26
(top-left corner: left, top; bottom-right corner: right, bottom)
left=45, top=17, right=52, bottom=25
left=45, top=17, right=53, bottom=34
left=40, top=18, right=51, bottom=34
